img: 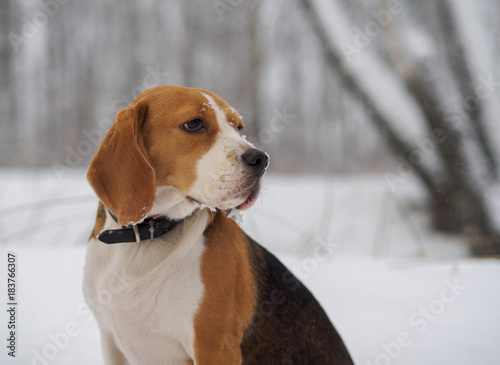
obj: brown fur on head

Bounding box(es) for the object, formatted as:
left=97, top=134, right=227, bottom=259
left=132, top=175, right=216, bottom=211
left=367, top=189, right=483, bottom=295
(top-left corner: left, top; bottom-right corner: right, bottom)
left=87, top=86, right=264, bottom=226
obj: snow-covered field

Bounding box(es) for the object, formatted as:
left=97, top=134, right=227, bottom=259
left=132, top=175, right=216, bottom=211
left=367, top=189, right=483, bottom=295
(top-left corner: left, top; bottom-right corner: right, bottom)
left=0, top=170, right=499, bottom=365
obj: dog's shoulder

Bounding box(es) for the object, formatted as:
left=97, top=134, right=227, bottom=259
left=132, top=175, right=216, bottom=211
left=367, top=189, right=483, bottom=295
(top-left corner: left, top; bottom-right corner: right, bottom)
left=198, top=213, right=353, bottom=364
left=241, top=235, right=354, bottom=365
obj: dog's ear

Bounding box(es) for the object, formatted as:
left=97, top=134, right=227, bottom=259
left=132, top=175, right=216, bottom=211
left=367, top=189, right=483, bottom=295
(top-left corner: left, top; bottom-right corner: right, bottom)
left=87, top=103, right=155, bottom=226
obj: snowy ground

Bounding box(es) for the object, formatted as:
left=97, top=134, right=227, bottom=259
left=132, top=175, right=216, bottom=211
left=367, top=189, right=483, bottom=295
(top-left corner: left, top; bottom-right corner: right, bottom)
left=0, top=169, right=499, bottom=365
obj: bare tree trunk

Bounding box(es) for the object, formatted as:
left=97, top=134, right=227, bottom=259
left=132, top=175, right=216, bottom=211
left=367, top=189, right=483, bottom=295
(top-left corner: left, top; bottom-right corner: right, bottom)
left=180, top=0, right=195, bottom=87
left=405, top=67, right=495, bottom=236
left=297, top=0, right=441, bottom=196
left=299, top=0, right=500, bottom=255
left=248, top=0, right=264, bottom=140
left=435, top=0, right=499, bottom=180
left=0, top=0, right=17, bottom=166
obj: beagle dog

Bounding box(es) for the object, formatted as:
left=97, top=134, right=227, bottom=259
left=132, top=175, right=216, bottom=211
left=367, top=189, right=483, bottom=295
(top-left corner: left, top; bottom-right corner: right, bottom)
left=83, top=86, right=353, bottom=365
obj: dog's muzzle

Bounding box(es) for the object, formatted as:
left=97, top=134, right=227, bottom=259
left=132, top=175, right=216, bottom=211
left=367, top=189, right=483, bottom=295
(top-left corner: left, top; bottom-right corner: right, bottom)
left=242, top=149, right=269, bottom=177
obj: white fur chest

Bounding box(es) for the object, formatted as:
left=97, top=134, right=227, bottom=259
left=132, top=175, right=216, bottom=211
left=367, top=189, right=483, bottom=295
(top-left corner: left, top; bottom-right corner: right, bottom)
left=83, top=211, right=208, bottom=365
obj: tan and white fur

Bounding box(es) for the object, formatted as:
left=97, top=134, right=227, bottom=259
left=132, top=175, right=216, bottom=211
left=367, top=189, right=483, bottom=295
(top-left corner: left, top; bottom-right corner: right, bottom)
left=84, top=86, right=261, bottom=364
left=83, top=86, right=353, bottom=365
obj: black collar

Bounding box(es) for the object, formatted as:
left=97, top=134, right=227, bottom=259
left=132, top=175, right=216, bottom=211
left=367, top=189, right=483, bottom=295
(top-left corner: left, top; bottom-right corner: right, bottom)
left=98, top=210, right=182, bottom=244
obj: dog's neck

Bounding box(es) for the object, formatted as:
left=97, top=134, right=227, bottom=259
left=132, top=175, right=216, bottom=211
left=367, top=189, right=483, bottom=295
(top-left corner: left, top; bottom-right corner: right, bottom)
left=148, top=186, right=199, bottom=220
left=98, top=208, right=211, bottom=276
left=97, top=185, right=217, bottom=247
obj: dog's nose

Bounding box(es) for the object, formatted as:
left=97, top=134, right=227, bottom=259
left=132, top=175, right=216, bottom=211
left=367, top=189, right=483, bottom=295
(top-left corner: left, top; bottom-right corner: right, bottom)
left=242, top=149, right=269, bottom=177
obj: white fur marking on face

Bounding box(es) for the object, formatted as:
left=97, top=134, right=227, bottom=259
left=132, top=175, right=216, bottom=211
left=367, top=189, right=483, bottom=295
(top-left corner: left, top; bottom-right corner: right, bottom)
left=187, top=93, right=253, bottom=210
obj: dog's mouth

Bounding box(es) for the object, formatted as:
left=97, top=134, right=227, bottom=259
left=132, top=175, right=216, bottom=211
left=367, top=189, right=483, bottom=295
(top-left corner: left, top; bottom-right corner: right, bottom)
left=186, top=178, right=262, bottom=212
left=235, top=178, right=262, bottom=211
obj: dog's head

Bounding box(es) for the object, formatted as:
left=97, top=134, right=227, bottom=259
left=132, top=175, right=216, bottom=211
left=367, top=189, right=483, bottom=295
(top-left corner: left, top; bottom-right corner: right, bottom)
left=87, top=86, right=268, bottom=225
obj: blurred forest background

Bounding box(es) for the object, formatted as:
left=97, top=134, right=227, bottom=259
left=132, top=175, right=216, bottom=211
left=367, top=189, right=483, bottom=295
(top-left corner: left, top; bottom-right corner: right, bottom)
left=1, top=0, right=500, bottom=254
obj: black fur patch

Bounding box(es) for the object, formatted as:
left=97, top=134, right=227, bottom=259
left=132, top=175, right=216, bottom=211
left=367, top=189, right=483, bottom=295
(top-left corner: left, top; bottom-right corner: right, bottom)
left=241, top=235, right=354, bottom=365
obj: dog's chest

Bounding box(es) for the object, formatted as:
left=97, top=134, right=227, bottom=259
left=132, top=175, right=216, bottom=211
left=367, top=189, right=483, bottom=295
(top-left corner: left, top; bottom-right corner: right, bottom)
left=84, top=235, right=205, bottom=365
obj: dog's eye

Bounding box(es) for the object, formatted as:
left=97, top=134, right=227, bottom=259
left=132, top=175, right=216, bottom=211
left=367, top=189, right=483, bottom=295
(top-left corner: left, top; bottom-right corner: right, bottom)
left=183, top=119, right=204, bottom=132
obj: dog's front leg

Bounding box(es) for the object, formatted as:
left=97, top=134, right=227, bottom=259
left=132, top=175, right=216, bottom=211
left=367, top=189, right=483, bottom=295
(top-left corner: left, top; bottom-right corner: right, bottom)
left=101, top=333, right=129, bottom=365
